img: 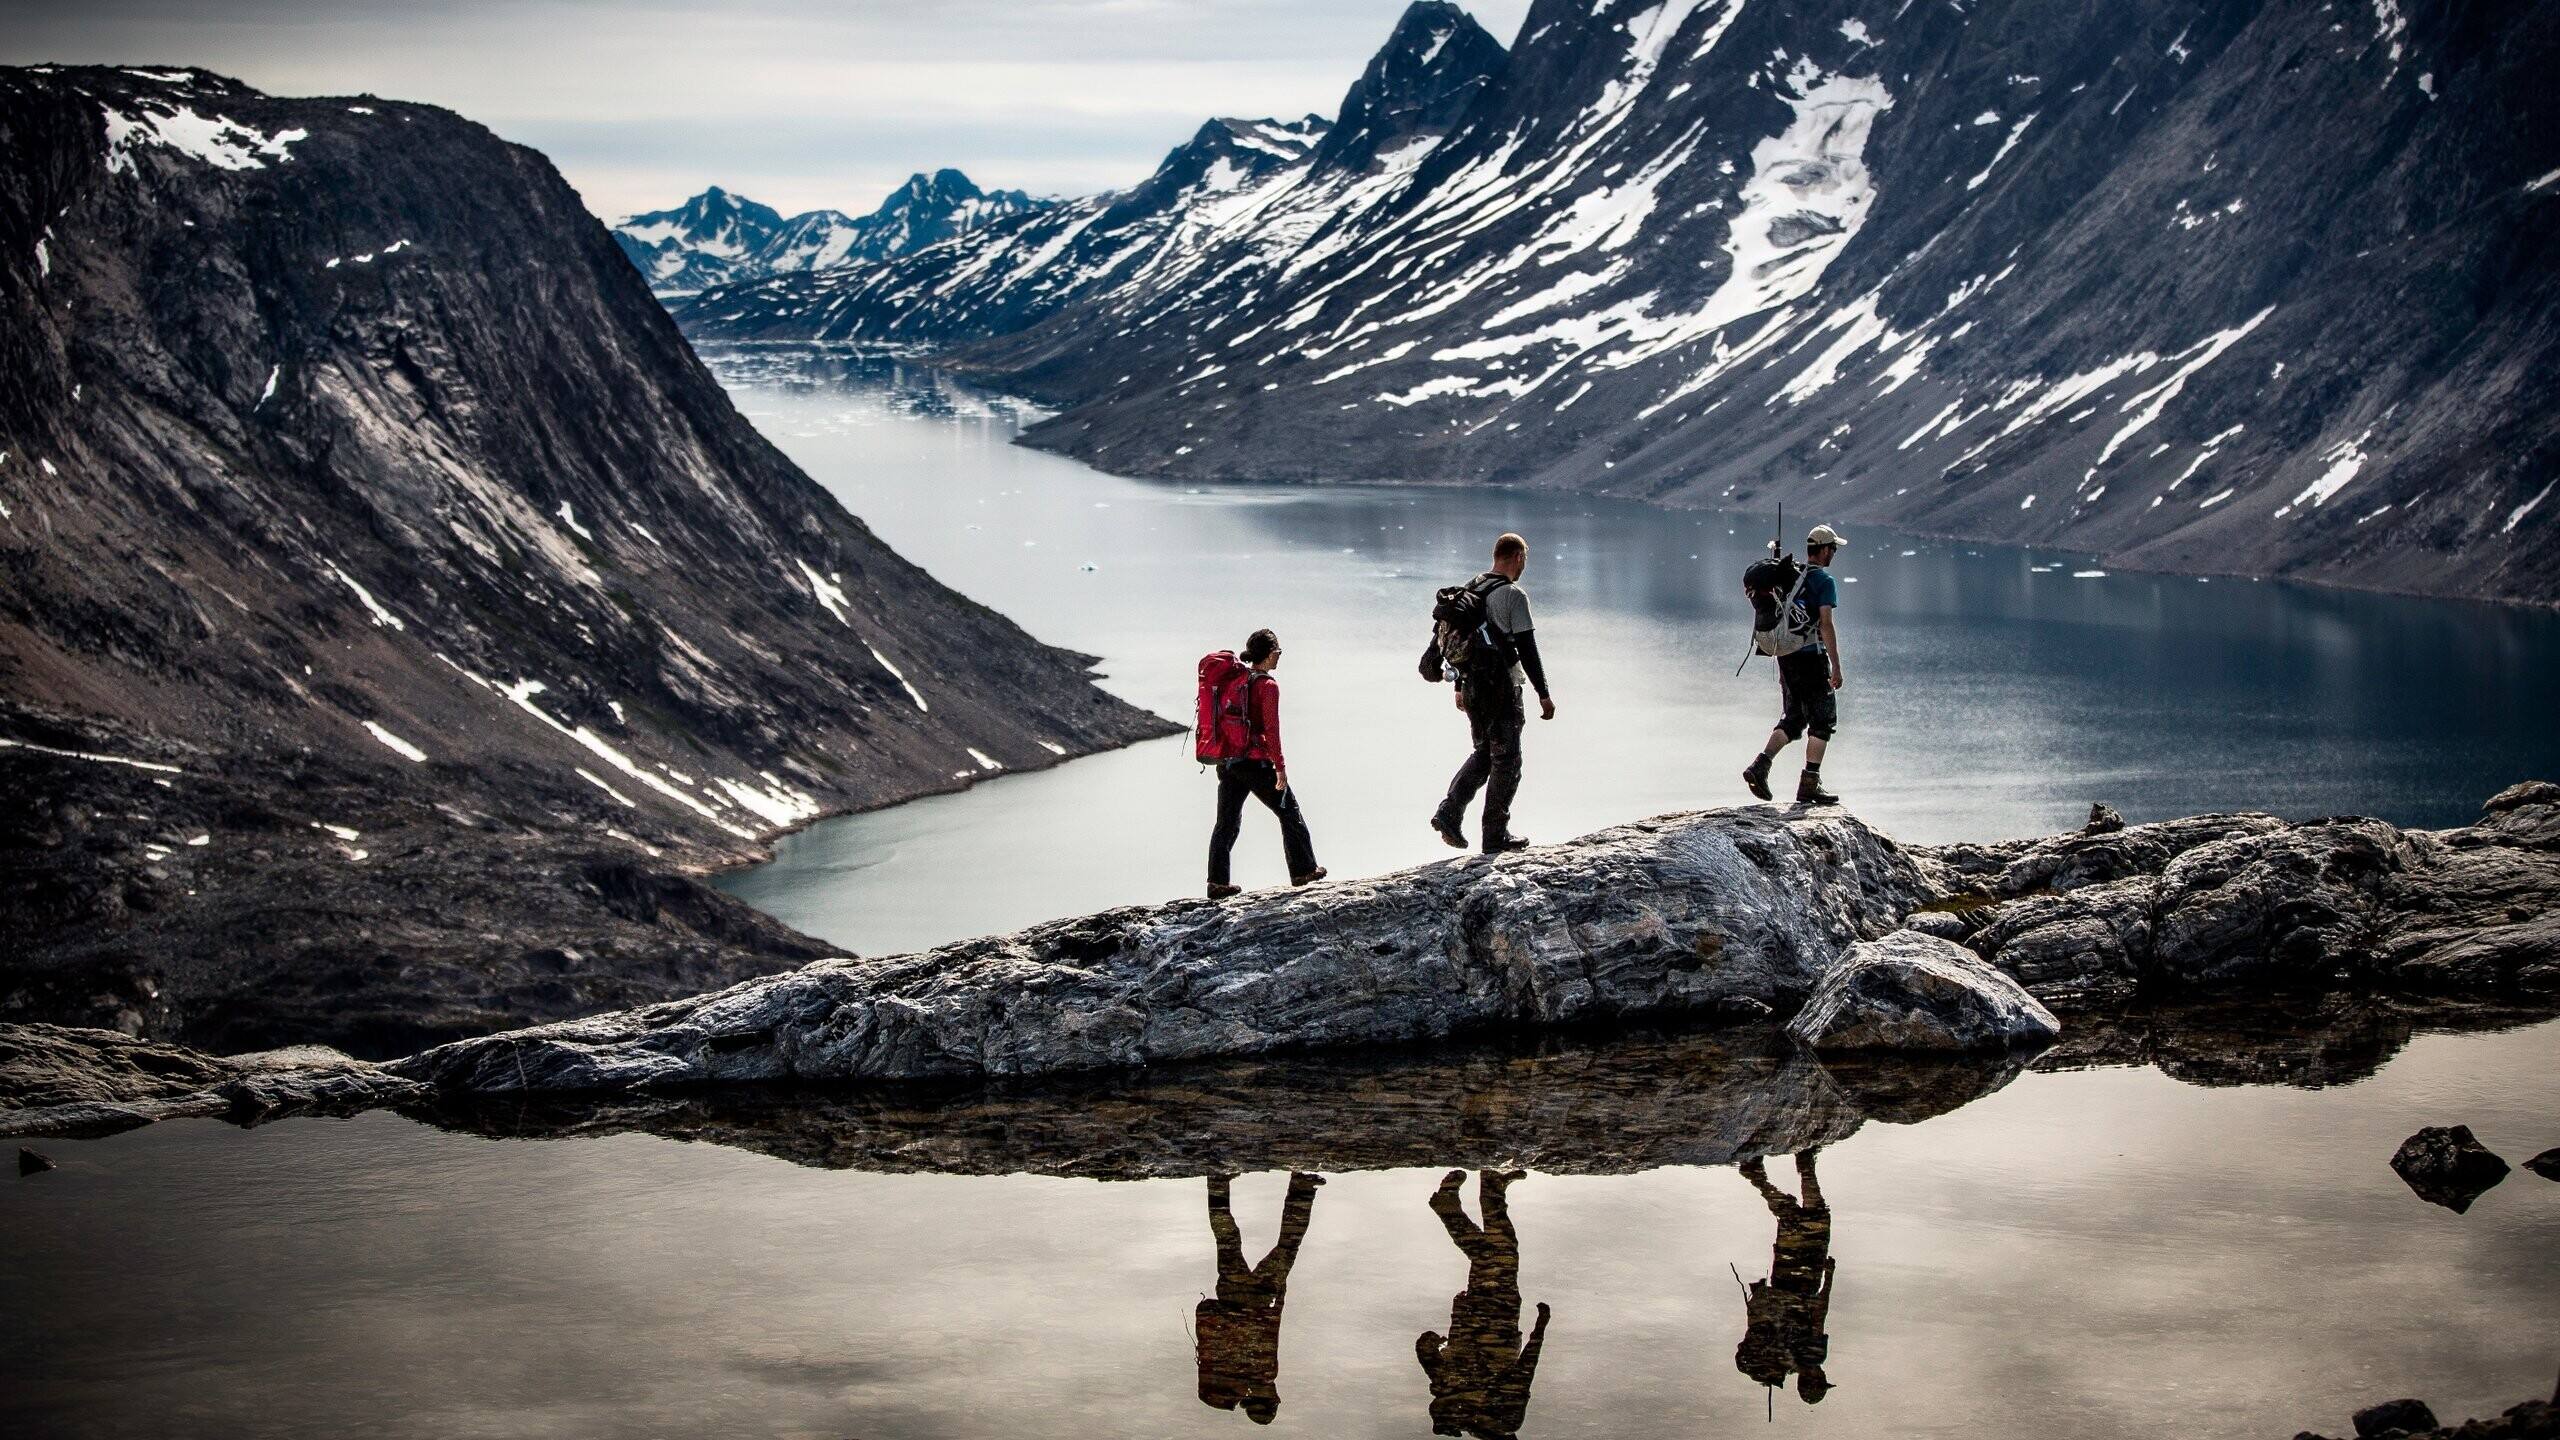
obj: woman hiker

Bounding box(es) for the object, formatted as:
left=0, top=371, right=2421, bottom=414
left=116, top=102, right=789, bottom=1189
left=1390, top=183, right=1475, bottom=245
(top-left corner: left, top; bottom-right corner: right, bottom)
left=1202, top=628, right=1324, bottom=899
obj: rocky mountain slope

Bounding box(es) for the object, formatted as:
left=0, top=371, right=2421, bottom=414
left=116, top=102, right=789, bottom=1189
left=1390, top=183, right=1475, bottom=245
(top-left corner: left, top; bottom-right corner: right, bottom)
left=612, top=170, right=1046, bottom=295
left=0, top=65, right=1170, bottom=1054
left=683, top=0, right=2560, bottom=605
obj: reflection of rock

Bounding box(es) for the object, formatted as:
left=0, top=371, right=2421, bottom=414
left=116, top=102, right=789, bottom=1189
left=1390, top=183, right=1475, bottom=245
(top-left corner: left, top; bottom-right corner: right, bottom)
left=18, top=1147, right=52, bottom=1175
left=2296, top=1381, right=2557, bottom=1440
left=1811, top=1049, right=2030, bottom=1126
left=2353, top=1399, right=2441, bottom=1438
left=2033, top=994, right=2558, bottom=1091
left=2526, top=1149, right=2560, bottom=1181
left=2388, top=1125, right=2511, bottom=1213
left=395, top=808, right=1932, bottom=1094
left=1934, top=788, right=2560, bottom=1003
left=0, top=1023, right=422, bottom=1138
left=1786, top=933, right=2060, bottom=1054
left=411, top=1027, right=1908, bottom=1179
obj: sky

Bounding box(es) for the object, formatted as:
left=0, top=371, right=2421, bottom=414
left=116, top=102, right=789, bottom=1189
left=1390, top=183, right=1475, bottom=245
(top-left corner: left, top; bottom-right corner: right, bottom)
left=0, top=0, right=1531, bottom=220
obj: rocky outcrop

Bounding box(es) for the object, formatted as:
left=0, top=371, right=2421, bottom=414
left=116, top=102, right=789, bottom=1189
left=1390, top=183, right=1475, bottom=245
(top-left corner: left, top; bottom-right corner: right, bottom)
left=2389, top=1124, right=2512, bottom=1213
left=393, top=807, right=1932, bottom=1094
left=0, top=1022, right=421, bottom=1137
left=1919, top=786, right=2560, bottom=1005
left=2527, top=1149, right=2560, bottom=1182
left=1786, top=932, right=2060, bottom=1052
left=0, top=65, right=1172, bottom=1051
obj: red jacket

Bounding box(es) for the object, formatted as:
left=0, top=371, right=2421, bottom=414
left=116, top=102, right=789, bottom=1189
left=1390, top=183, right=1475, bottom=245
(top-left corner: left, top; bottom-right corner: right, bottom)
left=1236, top=672, right=1286, bottom=770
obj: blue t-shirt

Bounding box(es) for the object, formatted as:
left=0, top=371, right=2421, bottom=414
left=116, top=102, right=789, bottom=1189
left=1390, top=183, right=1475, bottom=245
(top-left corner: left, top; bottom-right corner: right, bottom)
left=1796, top=566, right=1838, bottom=655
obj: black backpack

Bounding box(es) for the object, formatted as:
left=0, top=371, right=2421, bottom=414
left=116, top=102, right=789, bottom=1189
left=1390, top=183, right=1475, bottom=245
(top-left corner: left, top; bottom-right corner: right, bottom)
left=1742, top=554, right=1816, bottom=658
left=1420, top=573, right=1513, bottom=682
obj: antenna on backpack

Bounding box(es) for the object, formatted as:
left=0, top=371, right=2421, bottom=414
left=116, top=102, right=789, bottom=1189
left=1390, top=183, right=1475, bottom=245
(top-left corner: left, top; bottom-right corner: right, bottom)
left=1733, top=503, right=1785, bottom=677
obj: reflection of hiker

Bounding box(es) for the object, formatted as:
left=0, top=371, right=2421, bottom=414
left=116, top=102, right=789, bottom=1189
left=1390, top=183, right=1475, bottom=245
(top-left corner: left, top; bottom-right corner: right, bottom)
left=1734, top=1150, right=1836, bottom=1405
left=1197, top=629, right=1323, bottom=899
left=1416, top=1169, right=1552, bottom=1439
left=1427, top=533, right=1555, bottom=855
left=1197, top=1172, right=1326, bottom=1424
left=1741, top=524, right=1845, bottom=807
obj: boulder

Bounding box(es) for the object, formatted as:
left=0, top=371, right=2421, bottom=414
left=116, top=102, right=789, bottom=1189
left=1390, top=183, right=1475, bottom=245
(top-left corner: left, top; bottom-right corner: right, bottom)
left=1966, top=876, right=2156, bottom=1004
left=398, top=807, right=1935, bottom=1094
left=2388, top=1125, right=2511, bottom=1212
left=1919, top=812, right=2287, bottom=899
left=2151, top=818, right=2413, bottom=988
left=2085, top=803, right=2126, bottom=835
left=2522, top=1148, right=2560, bottom=1181
left=2353, top=1399, right=2441, bottom=1438
left=1785, top=932, right=2061, bottom=1053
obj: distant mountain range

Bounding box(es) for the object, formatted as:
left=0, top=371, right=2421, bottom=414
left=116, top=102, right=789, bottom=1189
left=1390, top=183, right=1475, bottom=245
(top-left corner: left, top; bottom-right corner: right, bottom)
left=611, top=170, right=1048, bottom=295
left=678, top=0, right=2560, bottom=605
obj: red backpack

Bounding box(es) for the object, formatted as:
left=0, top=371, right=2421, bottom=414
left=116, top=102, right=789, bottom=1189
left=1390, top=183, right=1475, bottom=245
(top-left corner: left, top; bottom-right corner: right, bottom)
left=1194, top=651, right=1261, bottom=763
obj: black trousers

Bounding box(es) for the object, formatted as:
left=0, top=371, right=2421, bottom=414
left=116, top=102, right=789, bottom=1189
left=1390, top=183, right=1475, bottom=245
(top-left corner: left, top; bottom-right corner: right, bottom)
left=1776, top=649, right=1837, bottom=741
left=1209, top=760, right=1318, bottom=885
left=1437, top=680, right=1525, bottom=848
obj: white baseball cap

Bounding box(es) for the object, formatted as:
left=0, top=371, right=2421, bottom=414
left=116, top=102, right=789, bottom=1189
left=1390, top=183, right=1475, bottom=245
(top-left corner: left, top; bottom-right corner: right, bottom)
left=1807, top=524, right=1847, bottom=548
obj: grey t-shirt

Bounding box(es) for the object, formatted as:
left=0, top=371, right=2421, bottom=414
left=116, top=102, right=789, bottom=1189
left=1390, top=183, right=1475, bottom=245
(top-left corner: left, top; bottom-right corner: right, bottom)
left=1483, top=581, right=1534, bottom=689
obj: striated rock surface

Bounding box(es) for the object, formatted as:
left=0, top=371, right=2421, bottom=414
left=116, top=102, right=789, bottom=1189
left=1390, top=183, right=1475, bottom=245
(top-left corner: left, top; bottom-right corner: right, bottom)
left=0, top=1022, right=421, bottom=1137
left=392, top=807, right=1933, bottom=1093
left=1786, top=931, right=2060, bottom=1052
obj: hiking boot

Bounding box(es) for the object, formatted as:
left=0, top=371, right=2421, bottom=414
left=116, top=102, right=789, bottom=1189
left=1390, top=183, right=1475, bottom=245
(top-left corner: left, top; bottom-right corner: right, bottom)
left=1430, top=812, right=1467, bottom=849
left=1742, top=755, right=1774, bottom=801
left=1291, top=867, right=1327, bottom=887
left=1796, top=772, right=1839, bottom=807
left=1482, top=833, right=1529, bottom=854
left=1207, top=882, right=1243, bottom=900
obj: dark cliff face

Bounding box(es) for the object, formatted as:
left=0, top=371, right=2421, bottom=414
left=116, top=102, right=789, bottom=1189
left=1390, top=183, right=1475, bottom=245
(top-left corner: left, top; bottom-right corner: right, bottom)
left=0, top=65, right=1171, bottom=1053
left=681, top=0, right=2560, bottom=605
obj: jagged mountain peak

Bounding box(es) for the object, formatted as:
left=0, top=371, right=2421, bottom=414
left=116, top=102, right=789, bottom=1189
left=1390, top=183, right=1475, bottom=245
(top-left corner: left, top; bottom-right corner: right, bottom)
left=1314, top=0, right=1507, bottom=173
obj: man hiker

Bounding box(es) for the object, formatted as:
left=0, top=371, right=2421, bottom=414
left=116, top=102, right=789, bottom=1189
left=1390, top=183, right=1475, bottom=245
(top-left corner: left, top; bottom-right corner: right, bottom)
left=1742, top=524, right=1845, bottom=807
left=1200, top=628, right=1323, bottom=899
left=1196, top=1171, right=1325, bottom=1425
left=1430, top=533, right=1555, bottom=854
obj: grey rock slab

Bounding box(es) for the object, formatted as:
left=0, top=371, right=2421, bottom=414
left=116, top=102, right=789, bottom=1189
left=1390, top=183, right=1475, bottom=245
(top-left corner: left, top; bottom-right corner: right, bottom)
left=1967, top=875, right=2157, bottom=1004
left=394, top=807, right=1935, bottom=1094
left=1786, top=931, right=2061, bottom=1054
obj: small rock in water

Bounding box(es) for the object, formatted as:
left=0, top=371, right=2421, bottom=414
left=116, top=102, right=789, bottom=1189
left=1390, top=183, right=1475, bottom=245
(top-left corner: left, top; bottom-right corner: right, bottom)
left=2084, top=802, right=2125, bottom=834
left=2388, top=1125, right=2510, bottom=1212
left=2350, top=1397, right=2440, bottom=1438
left=19, top=1147, right=55, bottom=1175
left=2524, top=1147, right=2560, bottom=1181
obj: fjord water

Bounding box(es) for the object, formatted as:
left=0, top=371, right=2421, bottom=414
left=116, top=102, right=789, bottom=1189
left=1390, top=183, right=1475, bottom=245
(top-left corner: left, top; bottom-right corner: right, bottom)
left=10, top=351, right=2559, bottom=1440
left=707, top=349, right=2560, bottom=959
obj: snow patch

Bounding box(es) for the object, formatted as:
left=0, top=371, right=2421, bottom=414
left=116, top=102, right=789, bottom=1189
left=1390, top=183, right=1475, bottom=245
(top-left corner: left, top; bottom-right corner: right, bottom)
left=0, top=736, right=182, bottom=775
left=866, top=644, right=929, bottom=713
left=796, top=559, right=851, bottom=625
left=103, top=106, right=308, bottom=174
left=328, top=563, right=406, bottom=631
left=967, top=747, right=1004, bottom=771
left=2500, top=480, right=2552, bottom=535
left=362, top=721, right=427, bottom=763
left=555, top=501, right=594, bottom=541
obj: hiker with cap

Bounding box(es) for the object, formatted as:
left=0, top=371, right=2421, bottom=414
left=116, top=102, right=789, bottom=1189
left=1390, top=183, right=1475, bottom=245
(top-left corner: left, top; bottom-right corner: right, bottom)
left=1733, top=1150, right=1837, bottom=1405
left=1196, top=629, right=1323, bottom=900
left=1742, top=524, right=1846, bottom=807
left=1424, top=533, right=1555, bottom=854
left=1195, top=1171, right=1326, bottom=1425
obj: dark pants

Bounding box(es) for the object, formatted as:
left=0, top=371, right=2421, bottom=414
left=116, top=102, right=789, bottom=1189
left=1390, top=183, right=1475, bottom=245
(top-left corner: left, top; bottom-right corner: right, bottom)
left=1209, top=760, right=1317, bottom=884
left=1438, top=680, right=1525, bottom=848
left=1777, top=649, right=1837, bottom=741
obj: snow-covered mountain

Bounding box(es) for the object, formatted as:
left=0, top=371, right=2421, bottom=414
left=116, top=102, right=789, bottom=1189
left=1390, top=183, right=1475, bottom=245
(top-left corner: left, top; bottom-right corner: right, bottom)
left=613, top=170, right=1046, bottom=295
left=678, top=0, right=2560, bottom=605
left=671, top=1, right=1501, bottom=345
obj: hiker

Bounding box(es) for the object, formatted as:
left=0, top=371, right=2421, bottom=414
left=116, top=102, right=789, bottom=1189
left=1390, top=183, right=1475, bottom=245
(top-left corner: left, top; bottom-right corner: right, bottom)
left=1196, top=1172, right=1325, bottom=1424
left=1733, top=1150, right=1837, bottom=1405
left=1416, top=1169, right=1552, bottom=1440
left=1741, top=524, right=1846, bottom=807
left=1199, top=629, right=1323, bottom=899
left=1426, top=533, right=1555, bottom=854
